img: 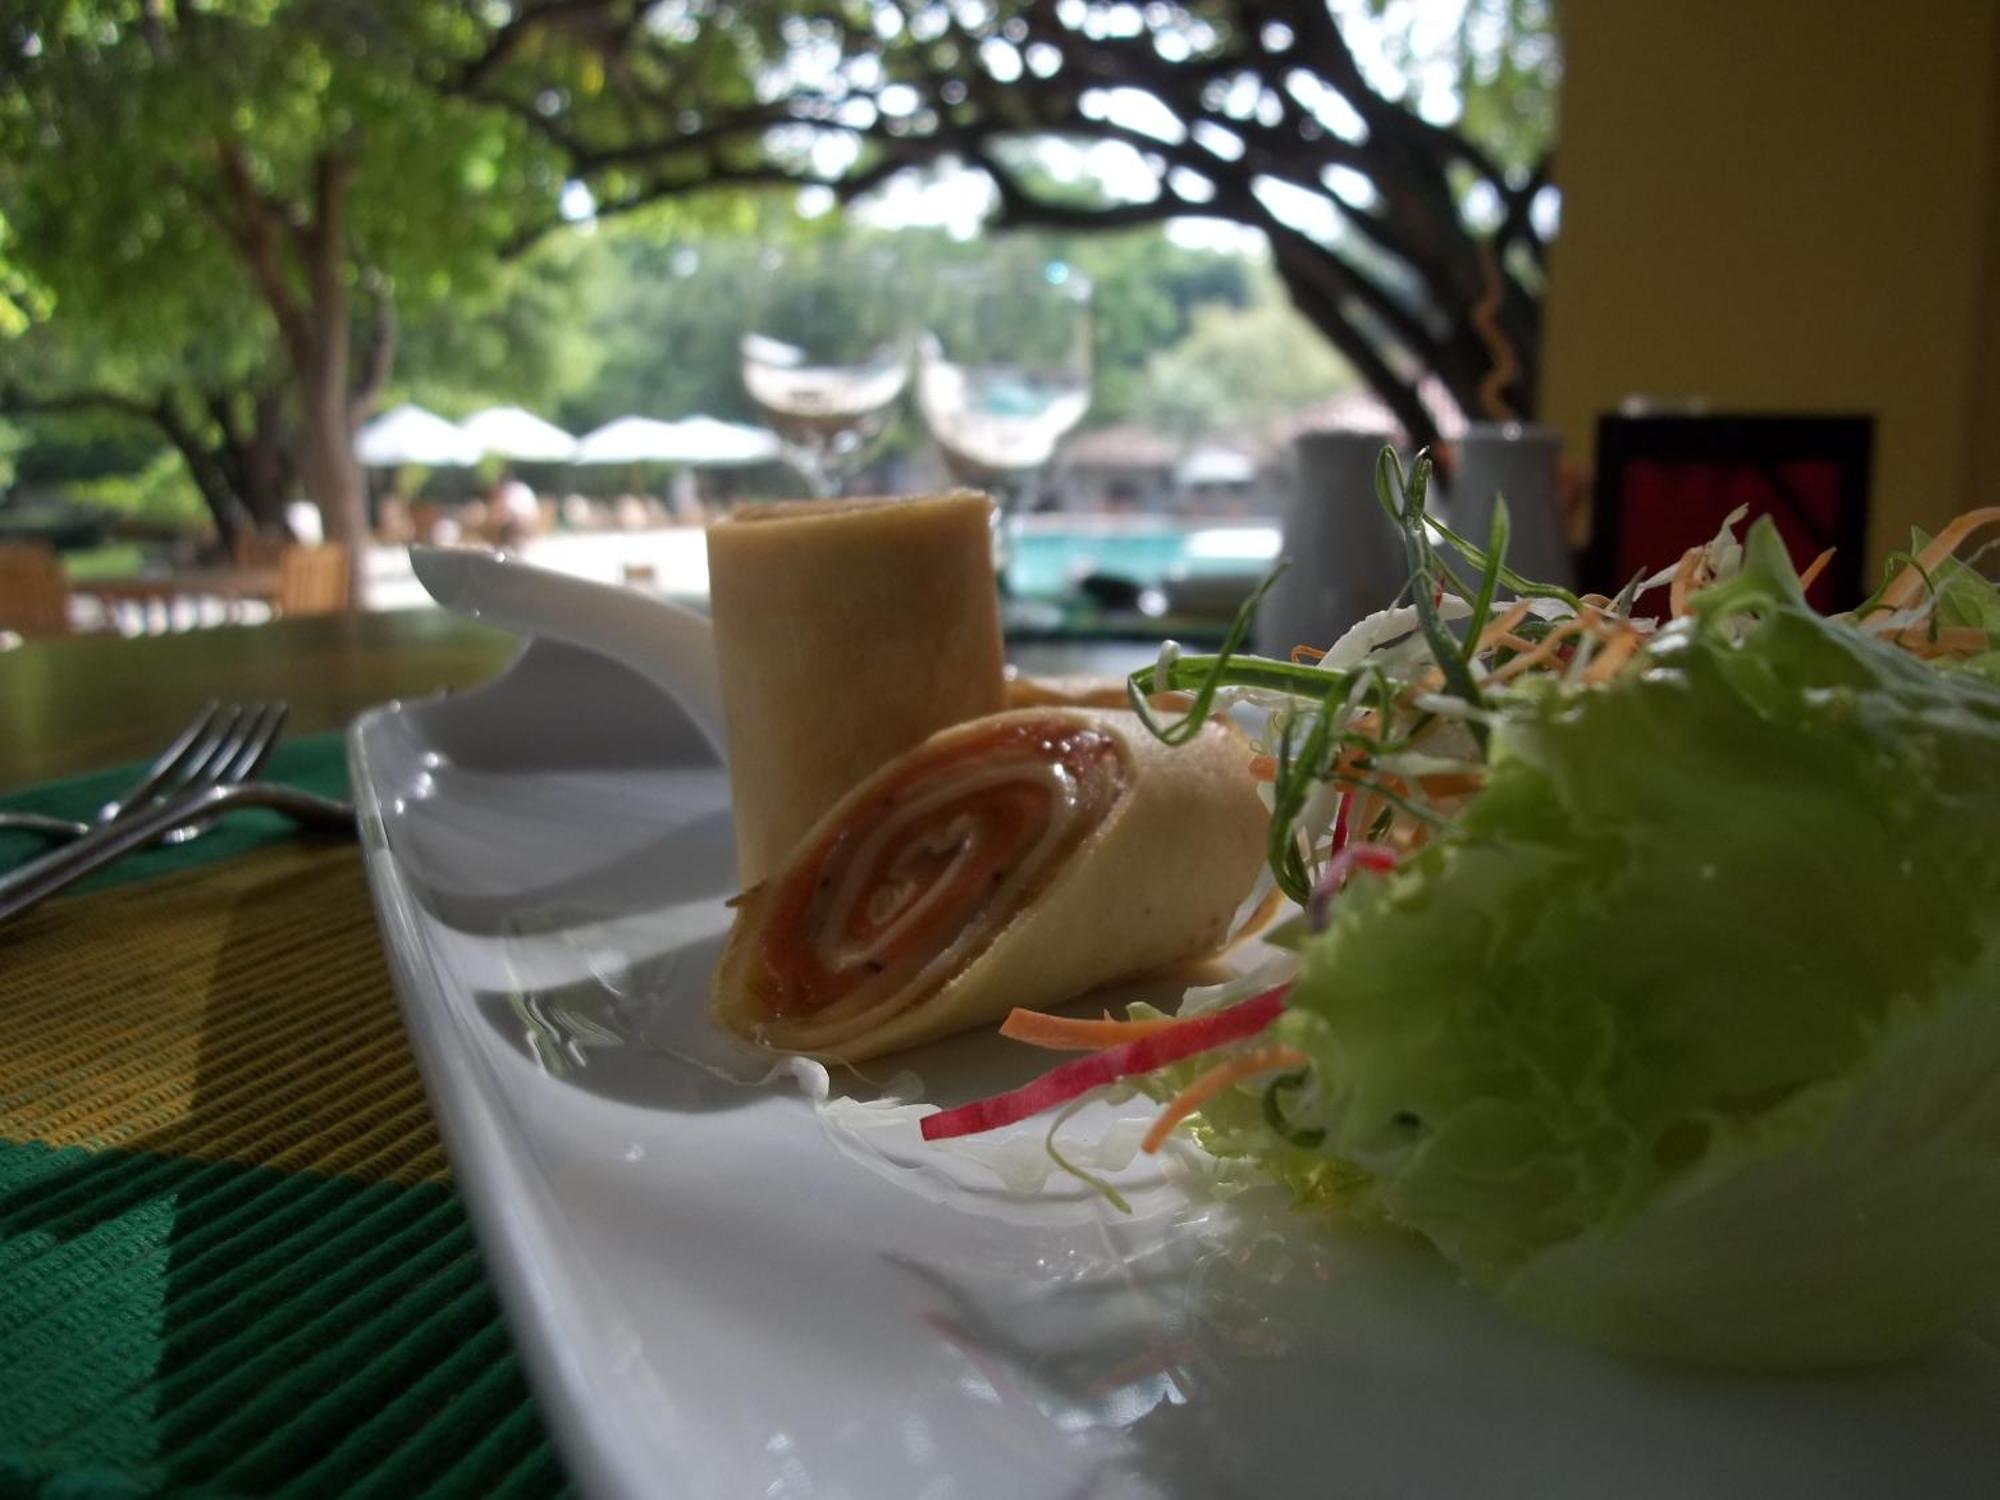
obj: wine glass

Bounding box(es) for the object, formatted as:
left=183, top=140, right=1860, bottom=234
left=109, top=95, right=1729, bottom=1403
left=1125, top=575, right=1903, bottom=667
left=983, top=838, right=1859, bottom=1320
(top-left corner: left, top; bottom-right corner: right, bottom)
left=739, top=243, right=911, bottom=498
left=916, top=258, right=1092, bottom=585
left=917, top=259, right=1092, bottom=497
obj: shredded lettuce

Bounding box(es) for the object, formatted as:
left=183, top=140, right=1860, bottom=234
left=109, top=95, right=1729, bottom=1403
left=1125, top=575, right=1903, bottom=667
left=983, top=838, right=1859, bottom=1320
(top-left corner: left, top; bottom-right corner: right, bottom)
left=1275, top=520, right=2000, bottom=1365
left=1914, top=526, right=2000, bottom=683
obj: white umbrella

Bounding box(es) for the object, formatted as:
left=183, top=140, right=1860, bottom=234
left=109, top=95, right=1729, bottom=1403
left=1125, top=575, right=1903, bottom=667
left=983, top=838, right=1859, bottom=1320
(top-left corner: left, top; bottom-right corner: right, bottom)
left=572, top=417, right=688, bottom=465
left=459, top=406, right=578, bottom=463
left=669, top=414, right=781, bottom=466
left=355, top=403, right=482, bottom=467
left=574, top=415, right=780, bottom=467
left=1175, top=445, right=1258, bottom=488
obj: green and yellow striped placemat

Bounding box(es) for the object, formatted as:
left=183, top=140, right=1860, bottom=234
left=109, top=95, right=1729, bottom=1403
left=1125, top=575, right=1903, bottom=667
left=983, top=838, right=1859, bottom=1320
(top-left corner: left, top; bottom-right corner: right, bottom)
left=0, top=741, right=571, bottom=1498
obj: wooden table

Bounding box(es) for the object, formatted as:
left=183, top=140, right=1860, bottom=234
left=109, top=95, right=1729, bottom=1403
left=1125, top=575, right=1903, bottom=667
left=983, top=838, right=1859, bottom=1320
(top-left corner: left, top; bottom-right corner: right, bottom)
left=0, top=607, right=1158, bottom=791
left=0, top=608, right=516, bottom=790
left=70, top=567, right=282, bottom=604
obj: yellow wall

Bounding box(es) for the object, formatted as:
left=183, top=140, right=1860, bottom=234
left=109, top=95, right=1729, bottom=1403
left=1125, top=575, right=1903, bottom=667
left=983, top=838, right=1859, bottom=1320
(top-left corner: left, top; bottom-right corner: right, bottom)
left=1540, top=1, right=2000, bottom=573
left=1967, top=11, right=2000, bottom=513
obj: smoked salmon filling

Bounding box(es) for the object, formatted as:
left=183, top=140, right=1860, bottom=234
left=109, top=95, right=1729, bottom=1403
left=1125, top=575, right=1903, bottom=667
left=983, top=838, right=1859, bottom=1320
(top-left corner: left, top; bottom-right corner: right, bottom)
left=746, top=716, right=1127, bottom=1023
left=712, top=706, right=1268, bottom=1063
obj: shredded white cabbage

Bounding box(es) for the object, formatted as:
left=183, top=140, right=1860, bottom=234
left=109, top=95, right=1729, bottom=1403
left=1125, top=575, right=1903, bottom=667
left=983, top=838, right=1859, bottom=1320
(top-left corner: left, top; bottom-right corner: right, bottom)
left=1317, top=596, right=1473, bottom=672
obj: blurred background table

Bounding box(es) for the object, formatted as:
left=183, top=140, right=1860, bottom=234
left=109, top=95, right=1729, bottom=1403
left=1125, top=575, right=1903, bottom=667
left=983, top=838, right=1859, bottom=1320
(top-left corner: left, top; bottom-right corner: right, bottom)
left=0, top=610, right=516, bottom=791
left=0, top=609, right=1160, bottom=791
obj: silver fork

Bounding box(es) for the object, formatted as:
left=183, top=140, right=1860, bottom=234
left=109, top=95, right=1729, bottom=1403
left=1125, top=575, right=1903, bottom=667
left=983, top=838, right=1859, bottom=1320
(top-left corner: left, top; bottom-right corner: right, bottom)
left=0, top=702, right=285, bottom=844
left=0, top=702, right=219, bottom=841
left=153, top=702, right=290, bottom=844
left=0, top=779, right=355, bottom=924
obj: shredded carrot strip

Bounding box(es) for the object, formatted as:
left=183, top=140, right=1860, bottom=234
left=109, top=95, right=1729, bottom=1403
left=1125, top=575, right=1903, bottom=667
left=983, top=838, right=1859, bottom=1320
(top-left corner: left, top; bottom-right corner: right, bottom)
left=1873, top=507, right=2000, bottom=616
left=1415, top=772, right=1483, bottom=799
left=1290, top=644, right=1326, bottom=664
left=1488, top=614, right=1603, bottom=683
left=1474, top=599, right=1535, bottom=654
left=1350, top=791, right=1382, bottom=844
left=1222, top=883, right=1290, bottom=954
left=1668, top=546, right=1706, bottom=619
left=1798, top=548, right=1836, bottom=594
left=997, top=1009, right=1181, bottom=1052
left=1410, top=599, right=1541, bottom=695
left=1892, top=625, right=1993, bottom=658
left=1248, top=753, right=1277, bottom=783
left=1582, top=627, right=1645, bottom=684
left=1142, top=1046, right=1310, bottom=1154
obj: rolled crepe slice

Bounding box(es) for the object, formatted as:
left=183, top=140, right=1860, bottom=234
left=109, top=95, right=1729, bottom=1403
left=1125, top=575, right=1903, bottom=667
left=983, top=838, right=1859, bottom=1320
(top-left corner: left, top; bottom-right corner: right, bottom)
left=712, top=706, right=1268, bottom=1062
left=707, top=491, right=1006, bottom=888
left=1003, top=668, right=1193, bottom=714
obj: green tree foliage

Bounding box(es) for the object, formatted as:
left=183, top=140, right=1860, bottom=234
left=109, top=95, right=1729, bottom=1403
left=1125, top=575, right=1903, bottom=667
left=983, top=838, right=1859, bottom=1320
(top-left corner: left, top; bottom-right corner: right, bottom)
left=1037, top=228, right=1252, bottom=423
left=66, top=450, right=211, bottom=534
left=0, top=1, right=571, bottom=560
left=566, top=214, right=1258, bottom=450
left=391, top=236, right=606, bottom=419
left=3, top=1, right=1557, bottom=555
left=456, top=1, right=1561, bottom=448
left=1368, top=0, right=1561, bottom=171
left=1141, top=279, right=1359, bottom=443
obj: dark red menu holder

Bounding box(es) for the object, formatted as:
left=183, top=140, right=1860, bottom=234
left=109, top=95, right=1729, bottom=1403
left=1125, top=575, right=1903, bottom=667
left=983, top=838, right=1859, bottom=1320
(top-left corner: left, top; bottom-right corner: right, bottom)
left=1584, top=415, right=1874, bottom=614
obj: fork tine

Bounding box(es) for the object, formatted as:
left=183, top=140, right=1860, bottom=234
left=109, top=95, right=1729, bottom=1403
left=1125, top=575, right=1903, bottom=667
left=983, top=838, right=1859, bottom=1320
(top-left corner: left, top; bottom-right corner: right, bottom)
left=170, top=704, right=248, bottom=792
left=157, top=703, right=290, bottom=846
left=106, top=701, right=223, bottom=817
left=223, top=703, right=289, bottom=784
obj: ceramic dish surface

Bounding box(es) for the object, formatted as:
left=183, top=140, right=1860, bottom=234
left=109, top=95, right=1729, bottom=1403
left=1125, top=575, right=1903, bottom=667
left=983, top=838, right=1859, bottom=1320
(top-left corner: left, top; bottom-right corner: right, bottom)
left=351, top=638, right=2000, bottom=1500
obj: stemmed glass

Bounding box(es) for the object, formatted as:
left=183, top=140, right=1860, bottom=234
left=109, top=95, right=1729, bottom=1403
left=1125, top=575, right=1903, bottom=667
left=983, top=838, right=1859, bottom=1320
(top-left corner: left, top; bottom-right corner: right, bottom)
left=915, top=259, right=1092, bottom=592
left=916, top=259, right=1093, bottom=510
left=740, top=244, right=912, bottom=499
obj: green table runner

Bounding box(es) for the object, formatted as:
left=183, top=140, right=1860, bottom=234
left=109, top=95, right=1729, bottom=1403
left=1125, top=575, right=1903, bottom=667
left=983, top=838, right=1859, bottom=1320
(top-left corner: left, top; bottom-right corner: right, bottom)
left=0, top=737, right=572, bottom=1498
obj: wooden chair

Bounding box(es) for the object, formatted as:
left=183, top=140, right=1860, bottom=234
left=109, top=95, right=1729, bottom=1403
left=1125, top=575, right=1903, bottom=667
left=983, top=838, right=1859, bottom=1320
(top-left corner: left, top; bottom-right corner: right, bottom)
left=277, top=543, right=351, bottom=616
left=232, top=532, right=291, bottom=570
left=0, top=542, right=71, bottom=639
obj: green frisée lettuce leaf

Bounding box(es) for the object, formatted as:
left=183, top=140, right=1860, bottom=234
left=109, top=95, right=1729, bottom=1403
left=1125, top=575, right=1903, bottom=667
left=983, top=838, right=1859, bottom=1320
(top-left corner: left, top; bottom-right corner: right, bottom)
left=1911, top=527, right=2000, bottom=682
left=1276, top=519, right=2000, bottom=1366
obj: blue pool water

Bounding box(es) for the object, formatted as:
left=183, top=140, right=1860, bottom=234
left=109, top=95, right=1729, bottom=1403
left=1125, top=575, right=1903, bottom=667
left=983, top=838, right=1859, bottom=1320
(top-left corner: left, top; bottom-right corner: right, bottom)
left=1006, top=524, right=1280, bottom=600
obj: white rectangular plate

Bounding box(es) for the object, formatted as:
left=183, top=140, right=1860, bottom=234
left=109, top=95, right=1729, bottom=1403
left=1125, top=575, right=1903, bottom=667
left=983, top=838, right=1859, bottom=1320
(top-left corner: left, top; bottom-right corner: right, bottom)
left=351, top=639, right=2000, bottom=1500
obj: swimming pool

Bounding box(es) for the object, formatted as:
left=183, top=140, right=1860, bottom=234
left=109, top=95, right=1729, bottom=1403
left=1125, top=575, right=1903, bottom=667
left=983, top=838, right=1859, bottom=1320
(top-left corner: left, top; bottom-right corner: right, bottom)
left=1005, top=521, right=1281, bottom=600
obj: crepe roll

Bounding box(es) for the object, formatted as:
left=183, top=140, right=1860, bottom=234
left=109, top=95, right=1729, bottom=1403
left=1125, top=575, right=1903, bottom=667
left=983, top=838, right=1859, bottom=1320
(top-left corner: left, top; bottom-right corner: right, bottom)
left=712, top=707, right=1267, bottom=1062
left=707, top=492, right=1007, bottom=886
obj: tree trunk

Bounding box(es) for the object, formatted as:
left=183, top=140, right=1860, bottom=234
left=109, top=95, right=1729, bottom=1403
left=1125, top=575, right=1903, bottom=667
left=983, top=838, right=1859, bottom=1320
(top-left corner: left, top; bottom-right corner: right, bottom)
left=297, top=354, right=364, bottom=603
left=209, top=388, right=295, bottom=535
left=215, top=141, right=365, bottom=601
left=154, top=406, right=253, bottom=554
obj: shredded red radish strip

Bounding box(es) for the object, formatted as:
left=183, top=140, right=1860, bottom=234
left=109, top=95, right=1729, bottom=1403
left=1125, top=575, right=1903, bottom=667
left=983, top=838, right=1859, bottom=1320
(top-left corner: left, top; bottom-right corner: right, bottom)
left=1307, top=841, right=1398, bottom=932
left=918, top=985, right=1292, bottom=1141
left=1328, top=790, right=1354, bottom=858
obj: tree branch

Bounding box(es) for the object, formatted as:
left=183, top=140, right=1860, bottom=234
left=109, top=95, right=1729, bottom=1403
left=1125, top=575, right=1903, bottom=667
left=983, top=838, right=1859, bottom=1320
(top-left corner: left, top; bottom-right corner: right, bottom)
left=348, top=276, right=397, bottom=424
left=454, top=0, right=618, bottom=93
left=1264, top=242, right=1439, bottom=452
left=214, top=138, right=313, bottom=364
left=0, top=385, right=158, bottom=424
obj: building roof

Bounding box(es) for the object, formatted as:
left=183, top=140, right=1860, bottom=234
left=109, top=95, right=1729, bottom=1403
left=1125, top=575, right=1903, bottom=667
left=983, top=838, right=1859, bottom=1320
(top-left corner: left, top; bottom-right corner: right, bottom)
left=1274, top=376, right=1468, bottom=446
left=1059, top=422, right=1183, bottom=471
left=1176, top=445, right=1259, bottom=487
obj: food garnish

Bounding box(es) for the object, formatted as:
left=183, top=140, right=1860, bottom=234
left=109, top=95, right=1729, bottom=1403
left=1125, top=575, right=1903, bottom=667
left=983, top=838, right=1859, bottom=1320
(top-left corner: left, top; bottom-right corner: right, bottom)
left=922, top=450, right=2000, bottom=1366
